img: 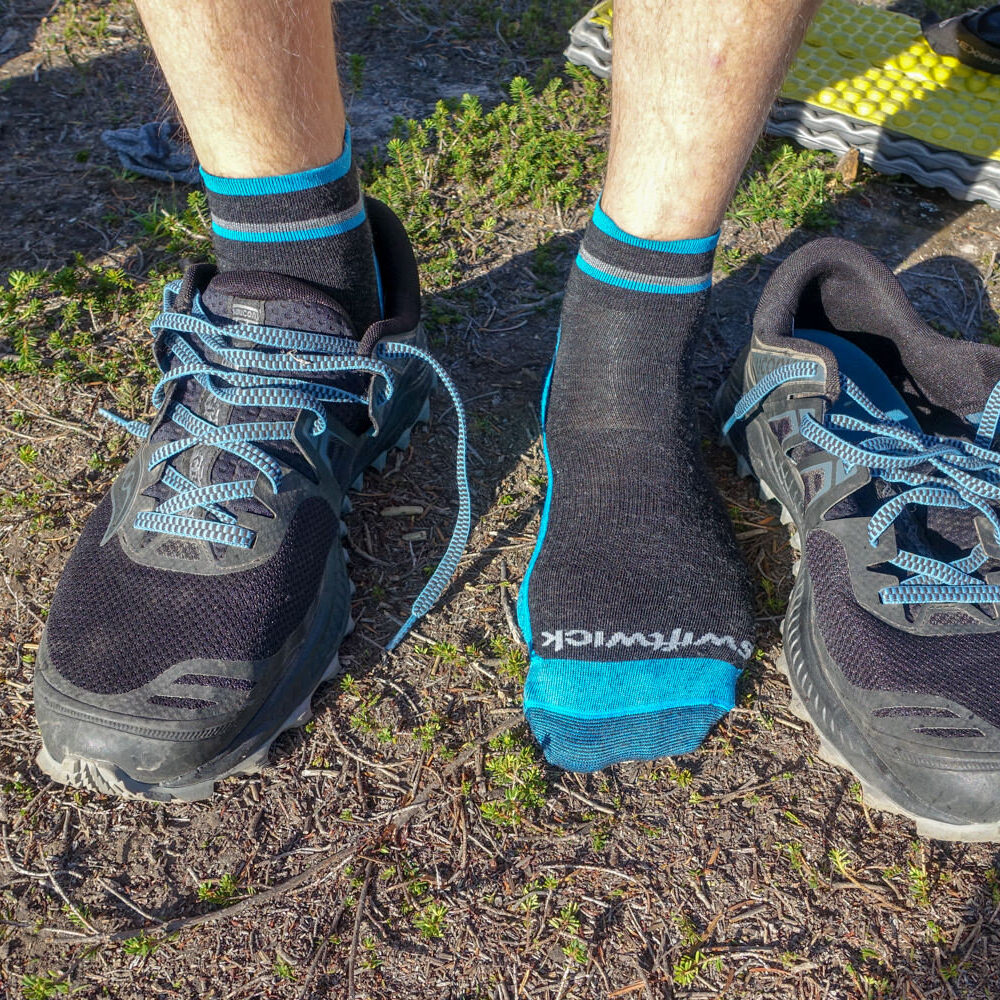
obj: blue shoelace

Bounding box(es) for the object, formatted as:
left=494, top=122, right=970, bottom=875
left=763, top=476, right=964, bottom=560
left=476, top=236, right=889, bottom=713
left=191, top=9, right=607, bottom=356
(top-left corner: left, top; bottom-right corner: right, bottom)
left=725, top=360, right=1000, bottom=606
left=102, top=281, right=470, bottom=650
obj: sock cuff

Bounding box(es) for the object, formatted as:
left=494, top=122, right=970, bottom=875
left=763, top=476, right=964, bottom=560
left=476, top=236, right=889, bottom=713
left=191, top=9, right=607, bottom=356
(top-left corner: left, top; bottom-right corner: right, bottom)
left=592, top=195, right=720, bottom=254
left=208, top=198, right=367, bottom=243
left=200, top=125, right=355, bottom=196
left=576, top=198, right=719, bottom=294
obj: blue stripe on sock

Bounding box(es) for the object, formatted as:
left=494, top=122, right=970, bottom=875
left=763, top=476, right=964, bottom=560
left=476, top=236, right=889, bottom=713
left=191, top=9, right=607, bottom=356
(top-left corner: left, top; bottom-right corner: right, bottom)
left=211, top=206, right=367, bottom=242
left=201, top=126, right=354, bottom=196
left=575, top=253, right=712, bottom=294
left=592, top=195, right=719, bottom=254
left=516, top=326, right=561, bottom=650
left=524, top=656, right=740, bottom=718
left=372, top=248, right=385, bottom=319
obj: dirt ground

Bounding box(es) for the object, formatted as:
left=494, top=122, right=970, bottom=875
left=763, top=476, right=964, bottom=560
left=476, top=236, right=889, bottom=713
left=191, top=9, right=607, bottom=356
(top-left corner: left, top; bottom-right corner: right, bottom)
left=2, top=2, right=1000, bottom=998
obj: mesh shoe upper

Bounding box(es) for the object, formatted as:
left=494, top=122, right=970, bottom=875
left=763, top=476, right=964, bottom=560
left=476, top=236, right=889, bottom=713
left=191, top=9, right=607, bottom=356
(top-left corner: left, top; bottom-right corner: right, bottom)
left=807, top=529, right=1000, bottom=732
left=44, top=493, right=336, bottom=695
left=40, top=263, right=373, bottom=701
left=735, top=238, right=1000, bottom=715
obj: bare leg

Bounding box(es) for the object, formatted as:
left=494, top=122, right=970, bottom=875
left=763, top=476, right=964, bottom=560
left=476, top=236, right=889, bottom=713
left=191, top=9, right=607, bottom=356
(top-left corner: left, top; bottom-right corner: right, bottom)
left=134, top=0, right=345, bottom=177
left=602, top=0, right=822, bottom=239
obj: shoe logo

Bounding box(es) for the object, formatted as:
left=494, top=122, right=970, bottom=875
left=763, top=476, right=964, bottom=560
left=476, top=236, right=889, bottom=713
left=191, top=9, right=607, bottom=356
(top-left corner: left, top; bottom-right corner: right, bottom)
left=188, top=393, right=228, bottom=486
left=103, top=458, right=141, bottom=544
left=539, top=628, right=752, bottom=660
left=958, top=38, right=1000, bottom=69
left=231, top=298, right=265, bottom=324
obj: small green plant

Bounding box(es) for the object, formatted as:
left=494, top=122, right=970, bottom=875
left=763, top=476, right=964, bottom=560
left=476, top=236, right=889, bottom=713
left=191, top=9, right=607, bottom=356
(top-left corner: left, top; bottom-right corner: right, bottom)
left=926, top=920, right=947, bottom=945
left=846, top=962, right=892, bottom=999
left=986, top=867, right=1000, bottom=906
left=413, top=713, right=444, bottom=752
left=517, top=888, right=541, bottom=914
left=549, top=902, right=581, bottom=935
left=413, top=901, right=448, bottom=940
left=136, top=190, right=212, bottom=257
left=365, top=69, right=608, bottom=288
left=759, top=576, right=786, bottom=616
left=940, top=954, right=969, bottom=981
left=480, top=731, right=547, bottom=827
left=413, top=640, right=465, bottom=666
left=273, top=958, right=296, bottom=981
left=674, top=913, right=702, bottom=948
left=348, top=691, right=382, bottom=734
left=672, top=950, right=722, bottom=987
left=590, top=823, right=610, bottom=851
left=669, top=767, right=694, bottom=788
left=122, top=932, right=159, bottom=959
left=349, top=52, right=366, bottom=92
left=3, top=777, right=37, bottom=802
left=60, top=903, right=92, bottom=930
left=490, top=635, right=528, bottom=684
left=729, top=141, right=835, bottom=230
left=196, top=872, right=241, bottom=906
left=1, top=257, right=163, bottom=386
left=907, top=845, right=932, bottom=907
left=828, top=847, right=852, bottom=877
left=360, top=935, right=382, bottom=970
left=715, top=244, right=760, bottom=275
left=20, top=973, right=70, bottom=1000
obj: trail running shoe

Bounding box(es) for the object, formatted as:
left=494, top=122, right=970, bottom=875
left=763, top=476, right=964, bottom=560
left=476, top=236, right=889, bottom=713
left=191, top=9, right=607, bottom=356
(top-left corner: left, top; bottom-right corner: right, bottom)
left=718, top=237, right=1000, bottom=842
left=923, top=5, right=1000, bottom=74
left=34, top=198, right=469, bottom=801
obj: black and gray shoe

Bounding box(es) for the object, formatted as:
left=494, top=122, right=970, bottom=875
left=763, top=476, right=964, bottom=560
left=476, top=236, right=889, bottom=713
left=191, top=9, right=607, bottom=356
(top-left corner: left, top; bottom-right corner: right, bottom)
left=718, top=238, right=1000, bottom=842
left=923, top=5, right=1000, bottom=74
left=34, top=198, right=469, bottom=801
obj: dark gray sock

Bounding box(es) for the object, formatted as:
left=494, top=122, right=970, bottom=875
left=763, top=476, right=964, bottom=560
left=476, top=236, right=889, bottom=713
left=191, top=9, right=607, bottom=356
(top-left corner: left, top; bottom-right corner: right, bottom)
left=517, top=199, right=755, bottom=772
left=201, top=125, right=381, bottom=335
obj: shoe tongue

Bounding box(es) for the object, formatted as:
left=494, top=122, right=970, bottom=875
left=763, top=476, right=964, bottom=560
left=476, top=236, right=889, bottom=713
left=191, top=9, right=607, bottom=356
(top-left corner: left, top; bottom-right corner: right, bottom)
left=964, top=7, right=1000, bottom=48
left=201, top=269, right=358, bottom=340
left=146, top=269, right=368, bottom=524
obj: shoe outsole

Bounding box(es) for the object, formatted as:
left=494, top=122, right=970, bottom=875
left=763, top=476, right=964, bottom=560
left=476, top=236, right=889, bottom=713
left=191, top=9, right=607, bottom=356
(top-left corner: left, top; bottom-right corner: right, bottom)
left=35, top=398, right=431, bottom=803
left=717, top=387, right=1000, bottom=843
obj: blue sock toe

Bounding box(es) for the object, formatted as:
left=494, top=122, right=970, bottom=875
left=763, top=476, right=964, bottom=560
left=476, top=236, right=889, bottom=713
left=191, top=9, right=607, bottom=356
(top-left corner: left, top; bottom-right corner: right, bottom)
left=523, top=655, right=740, bottom=772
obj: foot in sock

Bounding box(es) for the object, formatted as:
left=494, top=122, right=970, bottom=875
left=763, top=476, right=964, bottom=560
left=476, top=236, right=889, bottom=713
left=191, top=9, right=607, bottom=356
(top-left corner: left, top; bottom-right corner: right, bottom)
left=517, top=199, right=755, bottom=773
left=201, top=125, right=381, bottom=335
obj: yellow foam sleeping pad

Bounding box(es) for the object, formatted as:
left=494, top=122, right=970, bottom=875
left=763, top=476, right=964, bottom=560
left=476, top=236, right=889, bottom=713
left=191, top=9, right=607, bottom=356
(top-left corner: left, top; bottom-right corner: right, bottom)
left=785, top=0, right=1000, bottom=164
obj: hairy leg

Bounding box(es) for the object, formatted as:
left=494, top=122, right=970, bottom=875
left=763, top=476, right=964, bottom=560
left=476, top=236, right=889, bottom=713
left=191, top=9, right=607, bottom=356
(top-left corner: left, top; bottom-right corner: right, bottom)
left=602, top=0, right=823, bottom=239
left=135, top=0, right=345, bottom=176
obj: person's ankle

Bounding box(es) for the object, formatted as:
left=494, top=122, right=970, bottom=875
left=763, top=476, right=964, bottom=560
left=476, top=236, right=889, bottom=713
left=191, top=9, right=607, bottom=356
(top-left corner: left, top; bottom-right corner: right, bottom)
left=598, top=187, right=723, bottom=243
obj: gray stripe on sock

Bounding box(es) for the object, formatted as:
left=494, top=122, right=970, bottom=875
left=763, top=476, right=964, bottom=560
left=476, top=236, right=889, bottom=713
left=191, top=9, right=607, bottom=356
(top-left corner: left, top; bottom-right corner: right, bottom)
left=212, top=195, right=365, bottom=235
left=577, top=246, right=711, bottom=288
